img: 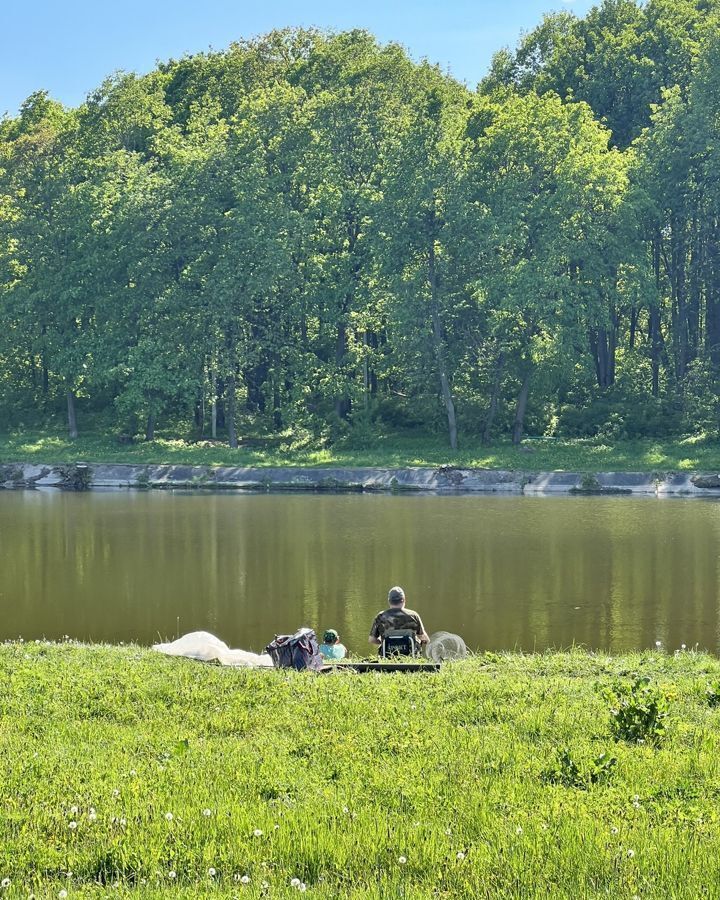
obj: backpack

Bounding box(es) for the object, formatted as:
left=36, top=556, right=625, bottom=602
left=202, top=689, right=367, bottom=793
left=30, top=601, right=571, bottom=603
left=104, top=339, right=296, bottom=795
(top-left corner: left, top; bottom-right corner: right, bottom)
left=265, top=627, right=324, bottom=671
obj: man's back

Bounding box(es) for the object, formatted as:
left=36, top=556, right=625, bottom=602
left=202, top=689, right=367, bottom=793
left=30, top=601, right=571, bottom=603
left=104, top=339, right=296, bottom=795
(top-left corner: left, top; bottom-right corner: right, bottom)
left=370, top=606, right=426, bottom=640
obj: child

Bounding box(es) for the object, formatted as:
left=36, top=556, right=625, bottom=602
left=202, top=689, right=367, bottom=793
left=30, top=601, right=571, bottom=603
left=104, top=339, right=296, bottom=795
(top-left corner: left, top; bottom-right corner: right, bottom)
left=319, top=628, right=347, bottom=660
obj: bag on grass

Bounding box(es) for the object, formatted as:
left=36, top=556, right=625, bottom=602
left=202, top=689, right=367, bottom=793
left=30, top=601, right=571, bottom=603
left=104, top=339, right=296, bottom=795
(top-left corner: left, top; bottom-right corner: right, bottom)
left=265, top=627, right=324, bottom=671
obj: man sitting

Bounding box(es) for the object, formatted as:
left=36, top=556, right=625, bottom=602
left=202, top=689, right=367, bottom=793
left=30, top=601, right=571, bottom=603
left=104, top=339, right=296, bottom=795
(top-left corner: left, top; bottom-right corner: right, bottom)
left=368, top=586, right=429, bottom=655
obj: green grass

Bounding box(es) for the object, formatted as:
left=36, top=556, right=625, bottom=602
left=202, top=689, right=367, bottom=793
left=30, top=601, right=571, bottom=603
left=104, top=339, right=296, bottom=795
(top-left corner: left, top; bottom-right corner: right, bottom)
left=2, top=643, right=720, bottom=897
left=1, top=428, right=720, bottom=472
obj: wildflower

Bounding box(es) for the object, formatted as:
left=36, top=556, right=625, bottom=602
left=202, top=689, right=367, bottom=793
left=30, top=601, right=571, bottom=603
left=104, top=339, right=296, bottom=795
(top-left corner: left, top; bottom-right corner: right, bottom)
left=342, top=806, right=349, bottom=814
left=681, top=643, right=687, bottom=650
left=1, top=878, right=11, bottom=889
left=208, top=867, right=216, bottom=877
left=203, top=808, right=212, bottom=817
left=112, top=789, right=120, bottom=797
left=234, top=874, right=241, bottom=882
left=168, top=871, right=177, bottom=880
left=298, top=885, right=307, bottom=893
left=88, top=808, right=97, bottom=822
left=611, top=826, right=619, bottom=835
left=655, top=640, right=662, bottom=649
left=129, top=769, right=137, bottom=776
left=68, top=821, right=77, bottom=830
left=290, top=878, right=301, bottom=887
left=444, top=828, right=452, bottom=836
left=59, top=891, right=68, bottom=899
left=398, top=856, right=407, bottom=864
left=241, top=875, right=250, bottom=884
left=456, top=851, right=466, bottom=860
left=515, top=826, right=523, bottom=835
left=261, top=881, right=269, bottom=890
left=165, top=812, right=173, bottom=821
left=70, top=805, right=78, bottom=815
left=627, top=849, right=635, bottom=858
left=119, top=817, right=126, bottom=826
left=253, top=828, right=263, bottom=837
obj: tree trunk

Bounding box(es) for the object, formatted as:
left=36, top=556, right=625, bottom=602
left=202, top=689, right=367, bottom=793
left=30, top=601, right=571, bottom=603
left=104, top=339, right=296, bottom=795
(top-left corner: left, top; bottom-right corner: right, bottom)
left=66, top=389, right=78, bottom=440
left=512, top=368, right=531, bottom=447
left=482, top=350, right=505, bottom=445
left=145, top=412, right=155, bottom=442
left=226, top=374, right=238, bottom=449
left=428, top=232, right=457, bottom=452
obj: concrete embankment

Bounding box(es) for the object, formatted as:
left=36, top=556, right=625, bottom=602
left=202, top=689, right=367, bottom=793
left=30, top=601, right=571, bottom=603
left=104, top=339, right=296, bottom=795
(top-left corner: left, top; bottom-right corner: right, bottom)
left=2, top=461, right=720, bottom=495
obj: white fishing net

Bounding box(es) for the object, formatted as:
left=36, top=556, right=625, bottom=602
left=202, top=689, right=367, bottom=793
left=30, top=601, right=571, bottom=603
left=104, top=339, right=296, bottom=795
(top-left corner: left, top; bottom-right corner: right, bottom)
left=424, top=631, right=468, bottom=662
left=152, top=631, right=273, bottom=668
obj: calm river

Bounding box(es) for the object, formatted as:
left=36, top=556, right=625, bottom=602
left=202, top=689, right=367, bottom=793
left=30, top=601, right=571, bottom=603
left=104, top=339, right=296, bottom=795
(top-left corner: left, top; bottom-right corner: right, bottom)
left=2, top=490, right=720, bottom=654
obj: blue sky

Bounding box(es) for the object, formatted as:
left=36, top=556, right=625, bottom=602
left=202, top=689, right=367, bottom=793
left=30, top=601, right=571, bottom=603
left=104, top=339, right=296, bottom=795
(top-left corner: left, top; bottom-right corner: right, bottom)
left=2, top=0, right=595, bottom=117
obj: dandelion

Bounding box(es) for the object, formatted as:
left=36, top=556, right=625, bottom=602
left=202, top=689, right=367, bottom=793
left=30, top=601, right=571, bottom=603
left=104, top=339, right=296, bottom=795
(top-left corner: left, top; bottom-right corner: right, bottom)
left=129, top=769, right=137, bottom=776
left=70, top=805, right=78, bottom=814
left=342, top=806, right=349, bottom=814
left=58, top=891, right=68, bottom=899
left=208, top=867, right=216, bottom=877
left=444, top=828, right=452, bottom=836
left=241, top=875, right=250, bottom=884
left=88, top=808, right=97, bottom=822
left=119, top=817, right=126, bottom=826
left=633, top=799, right=641, bottom=809
left=516, top=826, right=523, bottom=835
left=611, top=826, right=619, bottom=835
left=655, top=640, right=662, bottom=649
left=456, top=851, right=466, bottom=860
left=1, top=878, right=10, bottom=889
left=68, top=820, right=77, bottom=830
left=290, top=878, right=301, bottom=887
left=298, top=885, right=307, bottom=893
left=261, top=881, right=269, bottom=890
left=165, top=812, right=173, bottom=822
left=112, top=789, right=120, bottom=798
left=253, top=828, right=263, bottom=837
left=398, top=856, right=407, bottom=865
left=168, top=871, right=177, bottom=880
left=203, top=808, right=212, bottom=817
left=627, top=849, right=635, bottom=858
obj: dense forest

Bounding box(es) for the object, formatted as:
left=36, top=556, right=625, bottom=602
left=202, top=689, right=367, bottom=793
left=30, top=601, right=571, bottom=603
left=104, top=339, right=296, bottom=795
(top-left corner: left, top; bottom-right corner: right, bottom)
left=1, top=0, right=720, bottom=449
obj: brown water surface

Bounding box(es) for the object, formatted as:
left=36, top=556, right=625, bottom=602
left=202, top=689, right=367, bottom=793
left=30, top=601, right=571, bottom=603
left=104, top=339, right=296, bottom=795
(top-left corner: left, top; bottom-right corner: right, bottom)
left=1, top=490, right=719, bottom=653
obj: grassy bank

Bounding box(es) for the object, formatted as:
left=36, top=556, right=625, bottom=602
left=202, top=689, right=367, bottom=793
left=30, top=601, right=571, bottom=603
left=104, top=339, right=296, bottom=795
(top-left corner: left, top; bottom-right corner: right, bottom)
left=1, top=429, right=719, bottom=472
left=2, top=645, right=720, bottom=897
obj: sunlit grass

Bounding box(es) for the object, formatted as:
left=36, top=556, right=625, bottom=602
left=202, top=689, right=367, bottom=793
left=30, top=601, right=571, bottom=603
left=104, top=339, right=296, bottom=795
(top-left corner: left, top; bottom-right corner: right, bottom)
left=1, top=643, right=720, bottom=897
left=1, top=428, right=720, bottom=472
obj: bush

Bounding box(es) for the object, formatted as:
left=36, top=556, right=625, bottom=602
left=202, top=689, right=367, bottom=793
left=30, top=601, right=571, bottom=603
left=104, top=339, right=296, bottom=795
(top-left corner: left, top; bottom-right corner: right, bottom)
left=541, top=747, right=617, bottom=789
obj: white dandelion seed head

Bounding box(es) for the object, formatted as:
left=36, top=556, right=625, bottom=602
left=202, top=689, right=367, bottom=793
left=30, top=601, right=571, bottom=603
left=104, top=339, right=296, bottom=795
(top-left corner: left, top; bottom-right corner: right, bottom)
left=655, top=640, right=662, bottom=648
left=241, top=875, right=250, bottom=884
left=129, top=769, right=137, bottom=776
left=165, top=812, right=173, bottom=821
left=208, top=867, right=216, bottom=877
left=397, top=856, right=407, bottom=864
left=445, top=828, right=452, bottom=835
left=203, top=808, right=212, bottom=817
left=112, top=789, right=120, bottom=798
left=168, top=871, right=176, bottom=880
left=611, top=826, right=619, bottom=834
left=516, top=826, right=523, bottom=835
left=1, top=878, right=11, bottom=889
left=290, top=878, right=301, bottom=887
left=58, top=891, right=68, bottom=899
left=70, top=805, right=78, bottom=815
left=298, top=885, right=307, bottom=893
left=68, top=821, right=77, bottom=830
left=627, top=849, right=635, bottom=858
left=456, top=851, right=466, bottom=860
left=253, top=828, right=263, bottom=837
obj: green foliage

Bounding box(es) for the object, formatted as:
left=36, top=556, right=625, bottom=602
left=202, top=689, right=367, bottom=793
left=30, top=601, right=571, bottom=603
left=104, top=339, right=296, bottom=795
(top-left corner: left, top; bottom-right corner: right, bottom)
left=602, top=675, right=670, bottom=745
left=542, top=747, right=617, bottom=789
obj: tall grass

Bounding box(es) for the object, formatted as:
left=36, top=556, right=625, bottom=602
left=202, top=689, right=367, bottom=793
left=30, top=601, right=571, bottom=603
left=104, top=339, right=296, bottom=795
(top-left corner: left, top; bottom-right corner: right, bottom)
left=1, top=644, right=720, bottom=897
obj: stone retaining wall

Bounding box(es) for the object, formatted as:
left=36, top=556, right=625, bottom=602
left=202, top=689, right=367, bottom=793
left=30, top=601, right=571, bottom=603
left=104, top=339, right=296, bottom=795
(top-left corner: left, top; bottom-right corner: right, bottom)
left=2, top=461, right=720, bottom=495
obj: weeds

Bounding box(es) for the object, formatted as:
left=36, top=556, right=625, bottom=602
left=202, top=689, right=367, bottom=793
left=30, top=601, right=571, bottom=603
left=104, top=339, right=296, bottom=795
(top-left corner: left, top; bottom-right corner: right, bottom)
left=603, top=675, right=670, bottom=745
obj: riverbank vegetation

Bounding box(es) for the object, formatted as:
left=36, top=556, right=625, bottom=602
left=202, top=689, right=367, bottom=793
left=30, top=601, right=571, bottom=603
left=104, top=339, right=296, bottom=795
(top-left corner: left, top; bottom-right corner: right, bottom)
left=2, top=428, right=720, bottom=473
left=1, top=643, right=720, bottom=897
left=2, top=3, right=720, bottom=453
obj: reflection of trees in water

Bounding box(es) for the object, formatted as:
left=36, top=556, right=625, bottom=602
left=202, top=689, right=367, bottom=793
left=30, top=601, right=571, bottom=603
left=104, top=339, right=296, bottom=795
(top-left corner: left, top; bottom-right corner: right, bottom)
left=2, top=494, right=720, bottom=653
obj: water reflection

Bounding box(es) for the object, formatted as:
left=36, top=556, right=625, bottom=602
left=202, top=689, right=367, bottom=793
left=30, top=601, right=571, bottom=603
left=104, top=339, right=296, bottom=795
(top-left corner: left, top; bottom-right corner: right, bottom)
left=1, top=491, right=719, bottom=653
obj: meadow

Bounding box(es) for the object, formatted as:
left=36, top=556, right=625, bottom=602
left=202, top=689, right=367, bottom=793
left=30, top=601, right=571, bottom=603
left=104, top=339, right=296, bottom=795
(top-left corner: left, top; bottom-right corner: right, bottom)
left=2, top=643, right=720, bottom=898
